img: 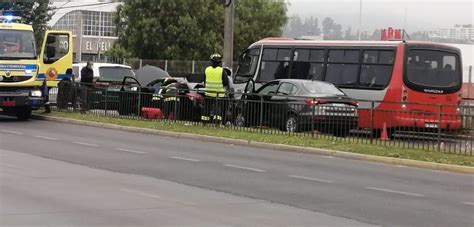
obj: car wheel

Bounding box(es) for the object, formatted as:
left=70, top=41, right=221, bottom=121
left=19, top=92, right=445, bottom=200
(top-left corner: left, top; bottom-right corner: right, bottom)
left=285, top=115, right=299, bottom=133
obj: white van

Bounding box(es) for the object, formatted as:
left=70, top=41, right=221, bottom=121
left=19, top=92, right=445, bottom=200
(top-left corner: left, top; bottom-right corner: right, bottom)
left=72, top=63, right=135, bottom=84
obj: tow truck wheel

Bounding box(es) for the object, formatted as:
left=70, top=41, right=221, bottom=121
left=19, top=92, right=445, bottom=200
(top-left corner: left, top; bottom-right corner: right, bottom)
left=15, top=107, right=32, bottom=121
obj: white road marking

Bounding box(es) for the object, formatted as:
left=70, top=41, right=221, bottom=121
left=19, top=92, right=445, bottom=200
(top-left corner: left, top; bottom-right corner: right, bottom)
left=321, top=155, right=335, bottom=159
left=365, top=187, right=424, bottom=197
left=461, top=202, right=474, bottom=206
left=288, top=175, right=334, bottom=183
left=170, top=156, right=200, bottom=162
left=117, top=148, right=147, bottom=154
left=224, top=164, right=266, bottom=172
left=121, top=188, right=162, bottom=200
left=0, top=130, right=22, bottom=135
left=34, top=135, right=59, bottom=141
left=73, top=141, right=99, bottom=147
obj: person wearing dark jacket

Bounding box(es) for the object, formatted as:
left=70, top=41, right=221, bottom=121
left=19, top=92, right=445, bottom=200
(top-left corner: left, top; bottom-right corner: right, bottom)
left=80, top=61, right=94, bottom=113
left=201, top=54, right=229, bottom=123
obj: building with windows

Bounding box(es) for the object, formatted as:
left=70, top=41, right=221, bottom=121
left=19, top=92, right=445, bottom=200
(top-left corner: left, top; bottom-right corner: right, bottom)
left=429, top=24, right=474, bottom=42
left=49, top=1, right=122, bottom=62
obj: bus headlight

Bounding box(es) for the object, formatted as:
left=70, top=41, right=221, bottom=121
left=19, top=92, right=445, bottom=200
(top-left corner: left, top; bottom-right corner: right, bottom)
left=30, top=90, right=42, bottom=97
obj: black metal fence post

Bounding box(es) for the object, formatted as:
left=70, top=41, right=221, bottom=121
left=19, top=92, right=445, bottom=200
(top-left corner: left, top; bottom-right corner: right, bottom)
left=437, top=104, right=442, bottom=151
left=259, top=95, right=264, bottom=133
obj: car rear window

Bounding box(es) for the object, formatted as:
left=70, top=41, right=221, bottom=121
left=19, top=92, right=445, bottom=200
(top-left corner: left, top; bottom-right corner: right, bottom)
left=302, top=82, right=345, bottom=96
left=99, top=66, right=134, bottom=82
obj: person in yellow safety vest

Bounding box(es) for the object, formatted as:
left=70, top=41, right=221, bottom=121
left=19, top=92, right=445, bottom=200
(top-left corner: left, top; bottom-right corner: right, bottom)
left=201, top=53, right=229, bottom=123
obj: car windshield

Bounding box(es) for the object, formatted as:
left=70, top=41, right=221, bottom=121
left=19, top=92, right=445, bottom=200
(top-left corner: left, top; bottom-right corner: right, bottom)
left=99, top=66, right=134, bottom=82
left=0, top=29, right=36, bottom=59
left=302, top=82, right=345, bottom=96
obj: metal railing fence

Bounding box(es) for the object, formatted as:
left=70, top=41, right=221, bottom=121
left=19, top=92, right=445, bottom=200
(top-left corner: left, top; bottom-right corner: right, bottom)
left=48, top=82, right=474, bottom=156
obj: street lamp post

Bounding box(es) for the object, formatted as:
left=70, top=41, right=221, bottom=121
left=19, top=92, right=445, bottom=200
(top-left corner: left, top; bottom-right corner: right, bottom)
left=358, top=0, right=362, bottom=40
left=223, top=0, right=234, bottom=68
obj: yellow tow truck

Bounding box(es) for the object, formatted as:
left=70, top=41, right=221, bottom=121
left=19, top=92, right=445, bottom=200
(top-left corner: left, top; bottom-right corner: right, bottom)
left=0, top=15, right=73, bottom=120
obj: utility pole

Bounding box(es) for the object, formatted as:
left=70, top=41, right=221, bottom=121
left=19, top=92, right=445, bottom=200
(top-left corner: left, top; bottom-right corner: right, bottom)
left=358, top=0, right=362, bottom=40
left=223, top=0, right=234, bottom=68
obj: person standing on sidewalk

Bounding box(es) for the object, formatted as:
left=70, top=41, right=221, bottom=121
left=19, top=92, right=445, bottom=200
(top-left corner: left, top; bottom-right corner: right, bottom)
left=80, top=61, right=94, bottom=113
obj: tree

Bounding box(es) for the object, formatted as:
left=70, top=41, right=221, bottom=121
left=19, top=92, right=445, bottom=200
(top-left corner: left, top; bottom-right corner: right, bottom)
left=321, top=17, right=343, bottom=40
left=104, top=43, right=132, bottom=60
left=235, top=0, right=287, bottom=58
left=284, top=15, right=320, bottom=38
left=115, top=0, right=287, bottom=60
left=344, top=26, right=355, bottom=40
left=0, top=1, right=54, bottom=48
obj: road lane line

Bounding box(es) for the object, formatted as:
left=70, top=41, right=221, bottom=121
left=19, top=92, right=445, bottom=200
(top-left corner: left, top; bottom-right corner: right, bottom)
left=288, top=175, right=334, bottom=183
left=224, top=164, right=266, bottom=172
left=0, top=130, right=23, bottom=135
left=461, top=202, right=474, bottom=206
left=34, top=135, right=59, bottom=141
left=365, top=187, right=424, bottom=197
left=121, top=188, right=162, bottom=200
left=73, top=141, right=99, bottom=147
left=170, top=156, right=200, bottom=162
left=117, top=148, right=147, bottom=154
left=321, top=155, right=335, bottom=159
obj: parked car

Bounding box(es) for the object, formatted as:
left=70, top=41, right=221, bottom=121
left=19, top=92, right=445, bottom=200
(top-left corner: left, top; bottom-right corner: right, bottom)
left=72, top=63, right=136, bottom=110
left=236, top=79, right=358, bottom=137
left=72, top=63, right=135, bottom=85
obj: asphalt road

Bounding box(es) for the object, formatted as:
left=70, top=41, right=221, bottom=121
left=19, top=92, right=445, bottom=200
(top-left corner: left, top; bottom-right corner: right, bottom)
left=1, top=118, right=473, bottom=227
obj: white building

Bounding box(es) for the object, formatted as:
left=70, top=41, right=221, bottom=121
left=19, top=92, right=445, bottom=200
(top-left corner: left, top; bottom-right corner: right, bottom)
left=49, top=1, right=122, bottom=62
left=434, top=24, right=474, bottom=41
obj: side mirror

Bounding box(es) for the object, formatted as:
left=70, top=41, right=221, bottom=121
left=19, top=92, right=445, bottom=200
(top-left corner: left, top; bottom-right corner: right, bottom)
left=245, top=79, right=255, bottom=94
left=46, top=45, right=56, bottom=59
left=46, top=35, right=57, bottom=44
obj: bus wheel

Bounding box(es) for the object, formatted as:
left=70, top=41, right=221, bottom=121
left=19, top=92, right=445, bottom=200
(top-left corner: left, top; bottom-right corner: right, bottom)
left=15, top=107, right=32, bottom=121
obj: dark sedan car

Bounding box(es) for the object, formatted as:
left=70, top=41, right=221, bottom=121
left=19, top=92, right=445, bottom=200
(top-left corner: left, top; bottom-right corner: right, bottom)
left=236, top=79, right=358, bottom=137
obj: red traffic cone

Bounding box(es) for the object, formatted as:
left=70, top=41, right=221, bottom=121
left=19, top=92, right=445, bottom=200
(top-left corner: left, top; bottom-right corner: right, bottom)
left=380, top=122, right=390, bottom=141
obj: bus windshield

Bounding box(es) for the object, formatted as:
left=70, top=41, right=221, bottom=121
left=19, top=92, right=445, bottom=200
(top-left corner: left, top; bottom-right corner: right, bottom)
left=0, top=29, right=36, bottom=60
left=234, top=48, right=260, bottom=84
left=406, top=49, right=461, bottom=92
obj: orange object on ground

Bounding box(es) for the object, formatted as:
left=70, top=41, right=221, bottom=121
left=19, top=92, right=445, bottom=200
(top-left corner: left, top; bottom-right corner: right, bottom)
left=380, top=122, right=390, bottom=141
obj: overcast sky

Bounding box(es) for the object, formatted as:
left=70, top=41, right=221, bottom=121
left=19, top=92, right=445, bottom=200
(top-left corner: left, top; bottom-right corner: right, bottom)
left=286, top=0, right=473, bottom=32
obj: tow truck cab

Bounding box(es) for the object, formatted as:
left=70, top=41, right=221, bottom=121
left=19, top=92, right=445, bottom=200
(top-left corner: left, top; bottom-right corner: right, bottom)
left=0, top=15, right=73, bottom=120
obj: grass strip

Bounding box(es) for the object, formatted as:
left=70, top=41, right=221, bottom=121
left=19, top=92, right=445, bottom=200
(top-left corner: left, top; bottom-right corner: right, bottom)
left=41, top=111, right=474, bottom=167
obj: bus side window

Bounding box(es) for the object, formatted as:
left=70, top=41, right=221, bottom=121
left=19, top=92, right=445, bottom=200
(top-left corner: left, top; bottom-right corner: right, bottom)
left=325, top=49, right=359, bottom=86
left=291, top=49, right=325, bottom=80
left=258, top=48, right=291, bottom=82
left=359, top=50, right=394, bottom=89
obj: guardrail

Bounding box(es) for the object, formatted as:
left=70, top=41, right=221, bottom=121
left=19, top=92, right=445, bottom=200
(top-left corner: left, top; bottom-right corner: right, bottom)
left=48, top=83, right=474, bottom=156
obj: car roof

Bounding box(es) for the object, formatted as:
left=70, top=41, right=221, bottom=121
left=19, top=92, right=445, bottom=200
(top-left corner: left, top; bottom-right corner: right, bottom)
left=73, top=63, right=132, bottom=69
left=271, top=79, right=334, bottom=86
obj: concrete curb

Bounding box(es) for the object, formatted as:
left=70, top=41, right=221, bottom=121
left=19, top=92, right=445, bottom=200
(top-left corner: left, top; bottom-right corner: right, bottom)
left=32, top=114, right=474, bottom=174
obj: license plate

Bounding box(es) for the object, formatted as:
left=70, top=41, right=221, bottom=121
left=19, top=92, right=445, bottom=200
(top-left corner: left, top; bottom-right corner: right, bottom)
left=425, top=123, right=438, bottom=128
left=2, top=100, right=16, bottom=107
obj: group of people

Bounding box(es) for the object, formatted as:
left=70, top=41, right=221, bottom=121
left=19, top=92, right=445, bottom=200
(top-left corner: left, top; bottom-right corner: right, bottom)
left=45, top=54, right=231, bottom=124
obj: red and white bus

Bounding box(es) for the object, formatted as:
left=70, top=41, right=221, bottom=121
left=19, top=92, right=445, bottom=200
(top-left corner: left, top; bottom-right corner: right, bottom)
left=233, top=38, right=463, bottom=131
